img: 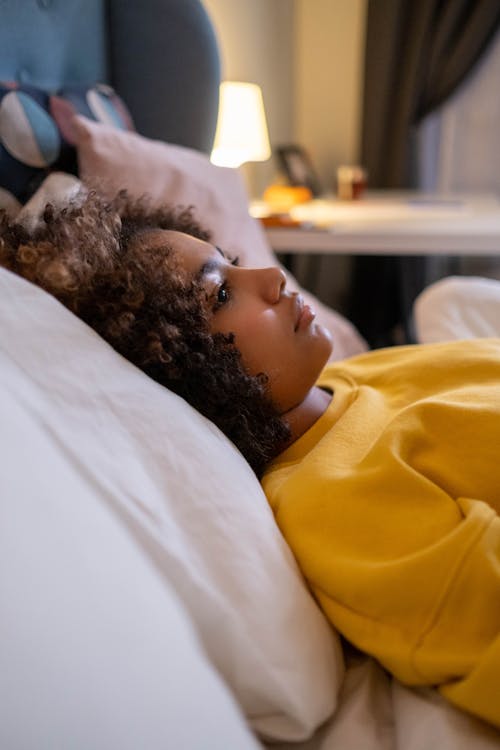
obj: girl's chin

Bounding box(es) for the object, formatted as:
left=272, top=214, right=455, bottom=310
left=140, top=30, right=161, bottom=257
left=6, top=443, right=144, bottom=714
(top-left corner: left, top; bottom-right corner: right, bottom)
left=316, top=324, right=334, bottom=360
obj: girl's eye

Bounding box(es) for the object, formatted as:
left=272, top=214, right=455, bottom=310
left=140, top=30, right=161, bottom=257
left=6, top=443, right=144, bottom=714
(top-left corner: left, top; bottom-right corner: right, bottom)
left=214, top=282, right=230, bottom=309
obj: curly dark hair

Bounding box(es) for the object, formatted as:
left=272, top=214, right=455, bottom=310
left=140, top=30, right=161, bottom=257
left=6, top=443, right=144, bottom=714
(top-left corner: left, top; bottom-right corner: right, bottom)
left=0, top=191, right=290, bottom=475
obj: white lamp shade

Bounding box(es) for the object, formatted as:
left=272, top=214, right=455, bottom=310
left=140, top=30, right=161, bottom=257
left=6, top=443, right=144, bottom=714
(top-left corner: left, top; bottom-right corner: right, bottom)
left=211, top=81, right=271, bottom=168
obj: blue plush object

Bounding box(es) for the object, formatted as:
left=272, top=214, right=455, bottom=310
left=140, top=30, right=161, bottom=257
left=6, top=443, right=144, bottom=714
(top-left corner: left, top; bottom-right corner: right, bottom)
left=0, top=82, right=133, bottom=202
left=0, top=0, right=220, bottom=153
left=0, top=0, right=221, bottom=206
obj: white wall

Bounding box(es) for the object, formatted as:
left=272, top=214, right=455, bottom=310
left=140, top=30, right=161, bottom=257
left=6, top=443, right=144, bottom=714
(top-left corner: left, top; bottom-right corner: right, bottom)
left=202, top=0, right=294, bottom=195
left=294, top=0, right=366, bottom=191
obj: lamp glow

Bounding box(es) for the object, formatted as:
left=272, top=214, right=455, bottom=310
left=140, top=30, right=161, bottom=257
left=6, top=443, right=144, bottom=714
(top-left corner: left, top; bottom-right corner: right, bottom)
left=211, top=81, right=271, bottom=168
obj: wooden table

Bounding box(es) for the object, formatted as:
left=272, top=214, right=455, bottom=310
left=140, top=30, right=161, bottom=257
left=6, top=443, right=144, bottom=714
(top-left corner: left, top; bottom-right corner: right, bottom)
left=250, top=192, right=500, bottom=256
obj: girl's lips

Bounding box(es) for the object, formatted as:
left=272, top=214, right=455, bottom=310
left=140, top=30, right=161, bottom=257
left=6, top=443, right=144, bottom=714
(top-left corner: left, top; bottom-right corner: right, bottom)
left=297, top=303, right=316, bottom=329
left=295, top=295, right=316, bottom=331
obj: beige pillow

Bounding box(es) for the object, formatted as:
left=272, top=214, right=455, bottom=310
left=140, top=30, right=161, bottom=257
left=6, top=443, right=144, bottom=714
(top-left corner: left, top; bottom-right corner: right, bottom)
left=72, top=114, right=367, bottom=361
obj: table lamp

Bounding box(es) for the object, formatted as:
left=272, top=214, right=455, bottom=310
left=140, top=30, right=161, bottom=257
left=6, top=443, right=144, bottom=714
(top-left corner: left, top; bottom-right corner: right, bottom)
left=210, top=81, right=271, bottom=168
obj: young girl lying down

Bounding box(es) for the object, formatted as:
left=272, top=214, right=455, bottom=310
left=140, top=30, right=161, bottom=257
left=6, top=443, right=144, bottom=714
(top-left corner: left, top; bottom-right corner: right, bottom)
left=1, top=192, right=499, bottom=730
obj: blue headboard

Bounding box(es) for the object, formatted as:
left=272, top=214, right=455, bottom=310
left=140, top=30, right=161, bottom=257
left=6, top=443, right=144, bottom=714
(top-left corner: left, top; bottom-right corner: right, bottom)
left=0, top=0, right=221, bottom=154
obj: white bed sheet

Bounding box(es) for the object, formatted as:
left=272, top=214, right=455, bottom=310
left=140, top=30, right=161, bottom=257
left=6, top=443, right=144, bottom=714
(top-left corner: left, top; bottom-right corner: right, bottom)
left=265, top=652, right=500, bottom=750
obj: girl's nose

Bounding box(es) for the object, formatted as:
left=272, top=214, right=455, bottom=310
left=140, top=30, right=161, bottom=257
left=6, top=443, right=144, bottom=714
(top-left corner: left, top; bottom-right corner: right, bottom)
left=258, top=266, right=287, bottom=304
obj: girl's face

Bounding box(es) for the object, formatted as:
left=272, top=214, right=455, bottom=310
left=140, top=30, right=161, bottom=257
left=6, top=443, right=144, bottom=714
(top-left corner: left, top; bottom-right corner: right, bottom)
left=148, top=229, right=333, bottom=413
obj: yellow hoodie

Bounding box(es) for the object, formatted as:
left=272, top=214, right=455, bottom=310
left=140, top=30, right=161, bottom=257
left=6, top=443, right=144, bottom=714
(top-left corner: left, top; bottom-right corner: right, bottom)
left=262, top=339, right=500, bottom=728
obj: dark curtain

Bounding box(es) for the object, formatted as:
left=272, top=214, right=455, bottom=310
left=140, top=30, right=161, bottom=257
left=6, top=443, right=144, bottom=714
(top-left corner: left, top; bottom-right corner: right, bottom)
left=349, top=0, right=500, bottom=347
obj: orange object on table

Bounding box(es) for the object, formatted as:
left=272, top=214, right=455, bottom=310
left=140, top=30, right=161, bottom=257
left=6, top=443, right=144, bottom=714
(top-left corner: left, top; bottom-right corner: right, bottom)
left=263, top=184, right=313, bottom=212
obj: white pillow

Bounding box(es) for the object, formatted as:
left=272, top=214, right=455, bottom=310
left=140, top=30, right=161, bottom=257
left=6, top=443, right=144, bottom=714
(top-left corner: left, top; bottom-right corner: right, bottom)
left=72, top=114, right=367, bottom=361
left=0, top=267, right=343, bottom=742
left=0, top=363, right=259, bottom=750
left=414, top=275, right=500, bottom=343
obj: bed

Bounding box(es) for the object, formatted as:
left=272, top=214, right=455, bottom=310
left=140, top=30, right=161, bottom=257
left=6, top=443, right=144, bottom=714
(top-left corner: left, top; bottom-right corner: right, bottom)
left=1, top=2, right=499, bottom=748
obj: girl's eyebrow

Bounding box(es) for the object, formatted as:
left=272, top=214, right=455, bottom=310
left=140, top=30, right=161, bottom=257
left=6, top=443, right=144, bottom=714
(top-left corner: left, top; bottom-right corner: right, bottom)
left=196, top=257, right=220, bottom=281
left=195, top=248, right=227, bottom=282
left=195, top=247, right=239, bottom=281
